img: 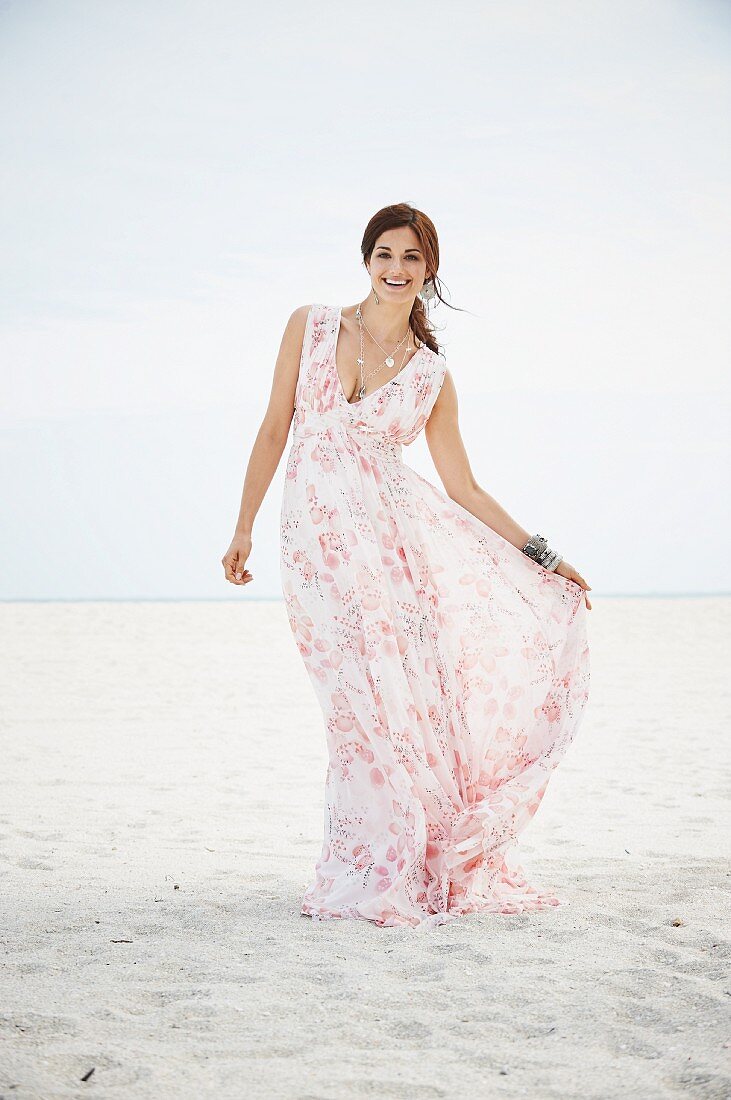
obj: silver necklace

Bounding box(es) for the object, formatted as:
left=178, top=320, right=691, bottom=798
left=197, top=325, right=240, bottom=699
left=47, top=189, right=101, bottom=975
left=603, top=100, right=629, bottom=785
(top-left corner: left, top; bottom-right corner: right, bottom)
left=354, top=302, right=413, bottom=401
left=356, top=337, right=410, bottom=401
left=357, top=303, right=412, bottom=367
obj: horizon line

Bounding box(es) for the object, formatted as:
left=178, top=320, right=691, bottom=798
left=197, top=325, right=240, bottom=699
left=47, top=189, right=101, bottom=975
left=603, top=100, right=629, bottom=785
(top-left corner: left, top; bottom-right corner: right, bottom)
left=1, top=592, right=729, bottom=604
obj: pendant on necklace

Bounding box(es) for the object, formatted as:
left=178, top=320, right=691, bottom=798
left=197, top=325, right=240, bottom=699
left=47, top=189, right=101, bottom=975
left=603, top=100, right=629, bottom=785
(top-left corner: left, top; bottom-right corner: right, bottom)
left=357, top=384, right=366, bottom=400
left=385, top=356, right=395, bottom=368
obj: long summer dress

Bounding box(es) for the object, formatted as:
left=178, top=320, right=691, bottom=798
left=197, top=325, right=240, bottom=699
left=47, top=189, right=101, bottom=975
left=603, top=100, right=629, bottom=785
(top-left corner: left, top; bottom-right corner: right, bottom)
left=280, top=303, right=590, bottom=929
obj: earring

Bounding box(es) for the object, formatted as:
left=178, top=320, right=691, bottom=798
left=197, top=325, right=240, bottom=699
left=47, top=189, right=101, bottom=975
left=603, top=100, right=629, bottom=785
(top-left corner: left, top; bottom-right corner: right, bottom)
left=372, top=285, right=380, bottom=305
left=420, top=277, right=436, bottom=304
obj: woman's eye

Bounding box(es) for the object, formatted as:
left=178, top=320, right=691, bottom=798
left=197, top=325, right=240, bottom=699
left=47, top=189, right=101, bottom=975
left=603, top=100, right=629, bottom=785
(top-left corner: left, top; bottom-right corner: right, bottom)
left=377, top=253, right=419, bottom=260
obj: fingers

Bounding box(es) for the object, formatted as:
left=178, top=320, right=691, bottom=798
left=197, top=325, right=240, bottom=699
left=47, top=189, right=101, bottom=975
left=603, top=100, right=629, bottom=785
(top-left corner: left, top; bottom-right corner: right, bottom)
left=227, top=568, right=253, bottom=585
left=221, top=555, right=254, bottom=585
left=563, top=565, right=592, bottom=609
left=222, top=555, right=238, bottom=582
left=556, top=562, right=591, bottom=593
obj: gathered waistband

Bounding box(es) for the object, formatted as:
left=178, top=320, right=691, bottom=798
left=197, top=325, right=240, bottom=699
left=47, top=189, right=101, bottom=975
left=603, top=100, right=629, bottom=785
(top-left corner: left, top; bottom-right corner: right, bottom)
left=292, top=407, right=403, bottom=462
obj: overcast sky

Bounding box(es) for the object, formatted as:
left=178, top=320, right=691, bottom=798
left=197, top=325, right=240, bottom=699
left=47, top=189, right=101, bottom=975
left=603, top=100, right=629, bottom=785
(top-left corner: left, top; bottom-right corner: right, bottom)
left=1, top=0, right=729, bottom=598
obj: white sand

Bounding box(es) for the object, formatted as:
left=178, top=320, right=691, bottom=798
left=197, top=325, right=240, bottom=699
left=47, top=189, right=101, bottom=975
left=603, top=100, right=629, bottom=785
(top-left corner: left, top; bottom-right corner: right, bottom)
left=1, top=597, right=729, bottom=1099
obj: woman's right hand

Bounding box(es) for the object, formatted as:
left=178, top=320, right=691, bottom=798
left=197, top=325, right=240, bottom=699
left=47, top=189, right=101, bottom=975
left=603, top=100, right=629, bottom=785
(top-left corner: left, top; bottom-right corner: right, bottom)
left=222, top=533, right=253, bottom=586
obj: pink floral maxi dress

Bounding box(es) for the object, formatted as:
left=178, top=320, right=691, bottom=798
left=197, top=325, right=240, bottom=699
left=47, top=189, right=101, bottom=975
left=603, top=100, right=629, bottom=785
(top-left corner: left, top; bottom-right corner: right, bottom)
left=279, top=303, right=590, bottom=929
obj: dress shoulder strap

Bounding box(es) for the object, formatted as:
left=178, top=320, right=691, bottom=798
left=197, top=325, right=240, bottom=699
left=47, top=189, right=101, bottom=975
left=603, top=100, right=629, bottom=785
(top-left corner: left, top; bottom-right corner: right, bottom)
left=296, top=304, right=321, bottom=377
left=294, top=304, right=333, bottom=406
left=300, top=303, right=332, bottom=362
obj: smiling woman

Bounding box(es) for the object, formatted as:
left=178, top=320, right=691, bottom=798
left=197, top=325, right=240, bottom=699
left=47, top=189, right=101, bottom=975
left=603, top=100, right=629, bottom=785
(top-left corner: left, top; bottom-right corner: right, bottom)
left=223, top=201, right=592, bottom=929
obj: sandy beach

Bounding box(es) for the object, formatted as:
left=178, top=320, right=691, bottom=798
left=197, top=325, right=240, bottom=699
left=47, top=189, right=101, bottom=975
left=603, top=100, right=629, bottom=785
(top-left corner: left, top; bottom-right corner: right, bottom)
left=1, top=597, right=729, bottom=1099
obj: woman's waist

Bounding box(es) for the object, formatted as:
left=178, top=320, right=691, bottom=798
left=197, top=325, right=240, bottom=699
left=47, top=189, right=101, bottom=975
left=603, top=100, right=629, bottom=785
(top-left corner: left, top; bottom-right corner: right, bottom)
left=292, top=406, right=403, bottom=461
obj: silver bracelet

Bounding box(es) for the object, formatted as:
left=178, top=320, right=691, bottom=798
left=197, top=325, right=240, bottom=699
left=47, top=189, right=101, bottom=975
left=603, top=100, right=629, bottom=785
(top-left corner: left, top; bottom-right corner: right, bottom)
left=521, top=533, right=563, bottom=573
left=542, top=549, right=563, bottom=572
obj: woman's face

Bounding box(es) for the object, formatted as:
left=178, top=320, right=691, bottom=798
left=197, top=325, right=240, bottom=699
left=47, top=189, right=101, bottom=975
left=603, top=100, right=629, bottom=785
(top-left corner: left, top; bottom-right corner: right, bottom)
left=365, top=226, right=430, bottom=302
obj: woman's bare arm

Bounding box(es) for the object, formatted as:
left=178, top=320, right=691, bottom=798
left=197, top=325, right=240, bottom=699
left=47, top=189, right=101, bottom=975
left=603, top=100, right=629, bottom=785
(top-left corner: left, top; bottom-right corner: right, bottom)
left=425, top=371, right=592, bottom=608
left=222, top=304, right=310, bottom=586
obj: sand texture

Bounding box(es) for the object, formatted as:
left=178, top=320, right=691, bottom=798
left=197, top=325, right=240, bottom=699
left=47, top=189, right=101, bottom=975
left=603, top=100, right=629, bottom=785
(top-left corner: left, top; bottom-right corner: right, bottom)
left=0, top=597, right=729, bottom=1099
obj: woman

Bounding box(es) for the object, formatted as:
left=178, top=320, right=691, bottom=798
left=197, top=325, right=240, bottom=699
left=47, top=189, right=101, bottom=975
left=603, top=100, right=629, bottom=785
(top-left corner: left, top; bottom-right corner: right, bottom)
left=222, top=202, right=592, bottom=929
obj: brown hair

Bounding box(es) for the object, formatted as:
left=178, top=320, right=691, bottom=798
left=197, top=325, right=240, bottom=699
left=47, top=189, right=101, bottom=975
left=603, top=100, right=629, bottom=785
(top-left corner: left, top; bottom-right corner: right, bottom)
left=360, top=202, right=461, bottom=355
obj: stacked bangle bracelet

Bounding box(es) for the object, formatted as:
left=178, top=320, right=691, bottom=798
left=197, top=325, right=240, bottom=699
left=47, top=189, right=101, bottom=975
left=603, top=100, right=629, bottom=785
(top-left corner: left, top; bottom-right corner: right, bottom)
left=521, top=533, right=563, bottom=573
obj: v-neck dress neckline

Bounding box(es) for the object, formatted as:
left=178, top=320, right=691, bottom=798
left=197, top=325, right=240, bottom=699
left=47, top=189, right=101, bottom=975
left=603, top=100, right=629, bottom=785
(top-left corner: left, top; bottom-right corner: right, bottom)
left=332, top=304, right=426, bottom=406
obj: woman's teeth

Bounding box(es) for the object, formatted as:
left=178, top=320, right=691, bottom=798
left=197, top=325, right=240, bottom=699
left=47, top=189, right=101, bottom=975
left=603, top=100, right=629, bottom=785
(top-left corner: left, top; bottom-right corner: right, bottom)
left=384, top=279, right=409, bottom=286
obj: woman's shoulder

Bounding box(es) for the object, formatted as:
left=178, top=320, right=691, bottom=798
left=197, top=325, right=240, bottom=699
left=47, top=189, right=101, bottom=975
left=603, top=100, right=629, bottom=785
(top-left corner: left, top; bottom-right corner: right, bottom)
left=284, top=304, right=334, bottom=344
left=288, top=302, right=333, bottom=320
left=298, top=303, right=337, bottom=328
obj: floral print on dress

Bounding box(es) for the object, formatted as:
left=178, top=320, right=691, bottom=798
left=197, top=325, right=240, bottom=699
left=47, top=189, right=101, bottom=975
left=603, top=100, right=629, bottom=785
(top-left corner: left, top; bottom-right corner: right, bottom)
left=280, top=303, right=590, bottom=929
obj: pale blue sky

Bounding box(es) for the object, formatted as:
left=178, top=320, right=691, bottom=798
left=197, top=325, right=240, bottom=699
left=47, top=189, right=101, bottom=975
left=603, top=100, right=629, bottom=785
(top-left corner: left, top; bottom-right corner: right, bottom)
left=1, top=0, right=729, bottom=598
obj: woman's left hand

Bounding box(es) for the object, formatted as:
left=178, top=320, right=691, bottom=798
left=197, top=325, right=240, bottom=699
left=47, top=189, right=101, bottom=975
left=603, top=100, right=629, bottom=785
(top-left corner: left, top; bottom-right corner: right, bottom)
left=555, top=560, right=592, bottom=610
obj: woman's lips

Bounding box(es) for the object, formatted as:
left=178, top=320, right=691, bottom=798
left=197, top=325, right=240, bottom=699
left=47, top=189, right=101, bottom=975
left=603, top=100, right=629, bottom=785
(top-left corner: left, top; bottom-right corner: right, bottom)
left=383, top=279, right=410, bottom=287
